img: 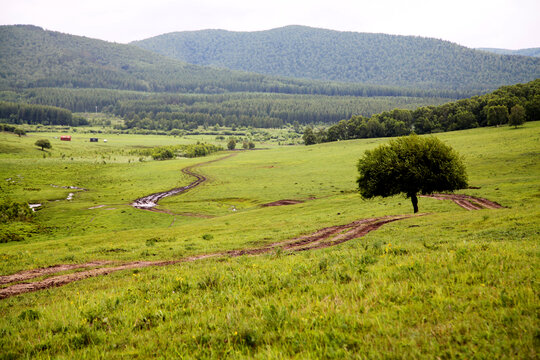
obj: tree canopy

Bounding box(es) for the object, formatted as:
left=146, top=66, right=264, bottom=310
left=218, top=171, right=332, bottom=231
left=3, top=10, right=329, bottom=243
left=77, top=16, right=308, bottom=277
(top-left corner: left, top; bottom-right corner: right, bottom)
left=35, top=139, right=51, bottom=151
left=357, top=135, right=468, bottom=213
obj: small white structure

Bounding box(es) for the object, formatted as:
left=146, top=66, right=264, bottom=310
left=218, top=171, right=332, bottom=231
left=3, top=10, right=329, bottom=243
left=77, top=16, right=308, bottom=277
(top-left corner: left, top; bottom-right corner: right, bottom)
left=103, top=139, right=108, bottom=143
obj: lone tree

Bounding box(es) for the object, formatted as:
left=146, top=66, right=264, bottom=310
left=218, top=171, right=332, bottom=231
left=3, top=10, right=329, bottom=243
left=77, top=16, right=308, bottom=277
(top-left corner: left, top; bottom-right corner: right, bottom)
left=35, top=139, right=51, bottom=151
left=357, top=135, right=468, bottom=213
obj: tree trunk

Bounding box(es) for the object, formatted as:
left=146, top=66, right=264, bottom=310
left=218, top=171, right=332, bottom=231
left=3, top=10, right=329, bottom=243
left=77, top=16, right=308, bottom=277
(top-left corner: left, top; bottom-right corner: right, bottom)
left=410, top=193, right=418, bottom=213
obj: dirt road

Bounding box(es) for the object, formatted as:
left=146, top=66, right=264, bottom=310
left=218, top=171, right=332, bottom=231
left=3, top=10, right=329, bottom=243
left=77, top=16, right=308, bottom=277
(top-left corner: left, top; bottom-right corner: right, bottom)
left=1, top=149, right=505, bottom=300
left=131, top=154, right=236, bottom=210
left=0, top=214, right=422, bottom=299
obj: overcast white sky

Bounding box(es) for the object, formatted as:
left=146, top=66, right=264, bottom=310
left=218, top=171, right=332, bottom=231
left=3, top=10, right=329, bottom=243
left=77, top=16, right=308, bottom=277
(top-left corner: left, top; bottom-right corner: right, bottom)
left=1, top=0, right=539, bottom=49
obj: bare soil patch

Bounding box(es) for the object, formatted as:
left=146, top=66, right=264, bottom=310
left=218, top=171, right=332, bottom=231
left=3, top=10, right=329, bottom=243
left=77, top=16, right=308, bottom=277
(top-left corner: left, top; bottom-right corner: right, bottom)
left=261, top=199, right=305, bottom=207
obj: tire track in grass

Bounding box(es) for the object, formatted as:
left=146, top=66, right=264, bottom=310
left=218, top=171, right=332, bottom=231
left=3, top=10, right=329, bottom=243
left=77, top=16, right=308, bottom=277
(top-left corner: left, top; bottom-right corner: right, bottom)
left=0, top=214, right=424, bottom=299
left=420, top=194, right=503, bottom=210
left=0, top=190, right=503, bottom=298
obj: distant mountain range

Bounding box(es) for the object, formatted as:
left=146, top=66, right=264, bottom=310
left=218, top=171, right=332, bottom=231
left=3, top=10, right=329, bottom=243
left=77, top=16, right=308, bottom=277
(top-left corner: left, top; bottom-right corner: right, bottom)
left=1, top=25, right=538, bottom=97
left=477, top=47, right=540, bottom=57
left=1, top=25, right=405, bottom=97
left=132, top=25, right=540, bottom=92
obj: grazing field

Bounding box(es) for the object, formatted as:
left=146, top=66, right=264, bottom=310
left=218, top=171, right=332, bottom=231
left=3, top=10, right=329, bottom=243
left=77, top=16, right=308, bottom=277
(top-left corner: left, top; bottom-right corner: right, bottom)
left=0, top=123, right=538, bottom=358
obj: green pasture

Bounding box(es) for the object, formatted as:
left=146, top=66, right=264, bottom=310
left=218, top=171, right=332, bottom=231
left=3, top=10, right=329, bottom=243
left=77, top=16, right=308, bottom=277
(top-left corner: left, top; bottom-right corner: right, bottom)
left=0, top=122, right=538, bottom=358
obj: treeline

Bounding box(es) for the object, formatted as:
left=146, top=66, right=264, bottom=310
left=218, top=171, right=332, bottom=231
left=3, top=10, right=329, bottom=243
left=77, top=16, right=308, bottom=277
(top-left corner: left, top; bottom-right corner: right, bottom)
left=110, top=93, right=449, bottom=130
left=0, top=88, right=450, bottom=129
left=305, top=79, right=540, bottom=144
left=0, top=101, right=87, bottom=126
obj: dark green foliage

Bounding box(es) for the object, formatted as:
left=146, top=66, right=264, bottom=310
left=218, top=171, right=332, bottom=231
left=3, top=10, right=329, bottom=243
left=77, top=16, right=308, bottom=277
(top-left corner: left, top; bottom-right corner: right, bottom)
left=108, top=92, right=448, bottom=130
left=133, top=25, right=540, bottom=92
left=357, top=135, right=468, bottom=213
left=133, top=143, right=222, bottom=159
left=0, top=101, right=81, bottom=126
left=183, top=143, right=222, bottom=158
left=35, top=139, right=51, bottom=151
left=18, top=309, right=40, bottom=321
left=486, top=105, right=509, bottom=126
left=302, top=127, right=317, bottom=145
left=509, top=105, right=526, bottom=127
left=151, top=148, right=174, bottom=160
left=0, top=123, right=25, bottom=135
left=0, top=201, right=34, bottom=223
left=309, top=79, right=540, bottom=144
left=0, top=231, right=24, bottom=243
left=228, top=138, right=236, bottom=150
left=248, top=141, right=255, bottom=149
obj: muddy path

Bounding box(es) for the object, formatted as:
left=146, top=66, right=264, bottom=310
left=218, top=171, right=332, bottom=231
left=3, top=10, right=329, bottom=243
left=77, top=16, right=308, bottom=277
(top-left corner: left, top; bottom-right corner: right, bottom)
left=131, top=154, right=236, bottom=210
left=420, top=194, right=503, bottom=210
left=0, top=214, right=423, bottom=299
left=1, top=190, right=505, bottom=299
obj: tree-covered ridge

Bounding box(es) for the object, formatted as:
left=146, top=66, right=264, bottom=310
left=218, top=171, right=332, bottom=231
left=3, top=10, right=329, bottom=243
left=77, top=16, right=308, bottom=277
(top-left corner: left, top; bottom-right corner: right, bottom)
left=0, top=25, right=463, bottom=98
left=132, top=25, right=540, bottom=92
left=477, top=48, right=540, bottom=58
left=306, top=79, right=540, bottom=144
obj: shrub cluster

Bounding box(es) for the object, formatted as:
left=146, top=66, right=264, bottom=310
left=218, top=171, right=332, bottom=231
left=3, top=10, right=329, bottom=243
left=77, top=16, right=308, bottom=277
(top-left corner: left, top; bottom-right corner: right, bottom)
left=0, top=200, right=34, bottom=223
left=0, top=123, right=25, bottom=136
left=133, top=142, right=223, bottom=160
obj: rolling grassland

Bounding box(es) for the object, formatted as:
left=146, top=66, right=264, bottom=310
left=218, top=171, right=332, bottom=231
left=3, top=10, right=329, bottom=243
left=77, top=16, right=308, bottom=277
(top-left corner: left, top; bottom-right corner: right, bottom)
left=0, top=123, right=538, bottom=358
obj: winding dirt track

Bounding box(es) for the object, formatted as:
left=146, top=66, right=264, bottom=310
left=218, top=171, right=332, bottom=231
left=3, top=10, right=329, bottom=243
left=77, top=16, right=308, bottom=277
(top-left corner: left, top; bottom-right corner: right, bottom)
left=0, top=214, right=421, bottom=299
left=131, top=154, right=236, bottom=210
left=1, top=149, right=505, bottom=300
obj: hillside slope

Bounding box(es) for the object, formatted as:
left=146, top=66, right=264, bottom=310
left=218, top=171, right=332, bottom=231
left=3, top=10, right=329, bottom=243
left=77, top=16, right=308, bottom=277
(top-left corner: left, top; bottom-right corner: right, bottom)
left=0, top=25, right=421, bottom=96
left=132, top=25, right=540, bottom=92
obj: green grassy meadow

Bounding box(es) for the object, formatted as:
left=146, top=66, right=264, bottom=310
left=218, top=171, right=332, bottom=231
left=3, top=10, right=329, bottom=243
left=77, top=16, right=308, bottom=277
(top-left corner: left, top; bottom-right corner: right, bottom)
left=0, top=123, right=538, bottom=358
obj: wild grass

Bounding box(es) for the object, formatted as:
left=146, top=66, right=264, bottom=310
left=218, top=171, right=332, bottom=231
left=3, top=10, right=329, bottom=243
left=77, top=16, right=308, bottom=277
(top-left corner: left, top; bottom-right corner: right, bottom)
left=0, top=122, right=538, bottom=358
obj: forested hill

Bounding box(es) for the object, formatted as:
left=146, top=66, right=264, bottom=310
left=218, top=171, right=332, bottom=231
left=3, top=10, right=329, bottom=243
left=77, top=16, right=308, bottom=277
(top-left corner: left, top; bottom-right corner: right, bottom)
left=132, top=25, right=540, bottom=92
left=0, top=25, right=457, bottom=98
left=477, top=48, right=540, bottom=58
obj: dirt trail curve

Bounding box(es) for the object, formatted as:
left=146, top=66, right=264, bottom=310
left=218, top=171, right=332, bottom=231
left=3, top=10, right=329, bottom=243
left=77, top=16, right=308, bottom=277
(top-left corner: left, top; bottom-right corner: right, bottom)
left=131, top=154, right=236, bottom=210
left=420, top=194, right=503, bottom=210
left=0, top=214, right=422, bottom=299
left=1, top=179, right=504, bottom=299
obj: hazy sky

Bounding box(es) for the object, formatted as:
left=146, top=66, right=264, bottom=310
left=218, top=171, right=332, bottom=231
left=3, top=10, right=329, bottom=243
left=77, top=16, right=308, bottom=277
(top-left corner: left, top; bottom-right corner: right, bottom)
left=1, top=0, right=539, bottom=49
